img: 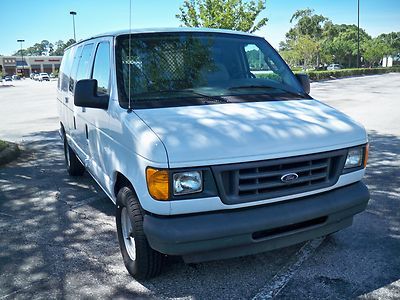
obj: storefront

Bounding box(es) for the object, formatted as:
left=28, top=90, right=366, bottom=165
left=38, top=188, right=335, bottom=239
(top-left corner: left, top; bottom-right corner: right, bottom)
left=0, top=55, right=62, bottom=76
left=16, top=60, right=29, bottom=77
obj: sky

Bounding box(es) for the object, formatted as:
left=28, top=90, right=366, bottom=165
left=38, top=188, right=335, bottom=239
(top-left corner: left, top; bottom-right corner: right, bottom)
left=1, top=0, right=399, bottom=55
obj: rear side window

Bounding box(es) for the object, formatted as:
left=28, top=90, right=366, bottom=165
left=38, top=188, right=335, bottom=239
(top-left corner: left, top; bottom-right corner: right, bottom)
left=92, top=42, right=110, bottom=95
left=59, top=48, right=73, bottom=91
left=69, top=45, right=83, bottom=93
left=76, top=44, right=94, bottom=81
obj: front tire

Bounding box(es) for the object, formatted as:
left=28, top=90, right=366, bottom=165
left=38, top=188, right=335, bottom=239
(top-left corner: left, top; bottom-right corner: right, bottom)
left=63, top=135, right=85, bottom=176
left=116, top=186, right=164, bottom=279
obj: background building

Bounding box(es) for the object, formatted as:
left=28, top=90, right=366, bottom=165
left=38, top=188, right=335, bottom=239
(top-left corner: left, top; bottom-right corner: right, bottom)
left=0, top=56, right=62, bottom=77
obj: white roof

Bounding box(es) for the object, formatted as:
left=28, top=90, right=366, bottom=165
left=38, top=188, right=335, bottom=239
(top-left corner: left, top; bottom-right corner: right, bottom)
left=95, top=27, right=255, bottom=37
left=66, top=27, right=257, bottom=50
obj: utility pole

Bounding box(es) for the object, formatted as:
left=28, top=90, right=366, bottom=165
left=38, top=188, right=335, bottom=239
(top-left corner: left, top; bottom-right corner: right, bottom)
left=70, top=11, right=77, bottom=41
left=17, top=39, right=25, bottom=77
left=357, top=0, right=360, bottom=68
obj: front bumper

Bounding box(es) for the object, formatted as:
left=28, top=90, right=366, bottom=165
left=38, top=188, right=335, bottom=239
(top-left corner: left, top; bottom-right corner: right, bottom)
left=143, top=181, right=369, bottom=263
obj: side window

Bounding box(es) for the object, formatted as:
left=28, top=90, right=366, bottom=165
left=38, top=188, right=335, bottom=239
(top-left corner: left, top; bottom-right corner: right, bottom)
left=244, top=44, right=283, bottom=82
left=59, top=47, right=73, bottom=91
left=92, top=42, right=110, bottom=95
left=69, top=45, right=82, bottom=93
left=76, top=43, right=94, bottom=81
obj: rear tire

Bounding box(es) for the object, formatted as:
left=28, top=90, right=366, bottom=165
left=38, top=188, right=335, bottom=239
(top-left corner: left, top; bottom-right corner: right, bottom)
left=63, top=135, right=85, bottom=176
left=116, top=186, right=164, bottom=279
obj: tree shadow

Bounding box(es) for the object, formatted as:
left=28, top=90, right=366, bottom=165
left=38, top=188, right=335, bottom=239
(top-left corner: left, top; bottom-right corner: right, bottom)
left=0, top=128, right=398, bottom=299
left=273, top=130, right=400, bottom=299
left=0, top=129, right=117, bottom=299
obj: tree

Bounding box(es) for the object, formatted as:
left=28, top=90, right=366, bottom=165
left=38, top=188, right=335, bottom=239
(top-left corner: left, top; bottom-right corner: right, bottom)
left=12, top=38, right=76, bottom=57
left=289, top=8, right=328, bottom=39
left=280, top=49, right=299, bottom=68
left=321, top=24, right=371, bottom=67
left=64, top=39, right=76, bottom=48
left=292, top=35, right=318, bottom=69
left=13, top=41, right=47, bottom=56
left=52, top=39, right=75, bottom=56
left=376, top=32, right=400, bottom=55
left=280, top=8, right=329, bottom=67
left=364, top=38, right=393, bottom=67
left=52, top=40, right=66, bottom=56
left=176, top=0, right=268, bottom=33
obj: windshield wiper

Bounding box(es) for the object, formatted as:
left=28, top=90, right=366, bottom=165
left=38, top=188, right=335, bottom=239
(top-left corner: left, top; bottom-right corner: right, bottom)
left=228, top=85, right=275, bottom=90
left=200, top=96, right=229, bottom=103
left=132, top=89, right=229, bottom=103
left=228, top=85, right=307, bottom=98
left=133, top=89, right=196, bottom=97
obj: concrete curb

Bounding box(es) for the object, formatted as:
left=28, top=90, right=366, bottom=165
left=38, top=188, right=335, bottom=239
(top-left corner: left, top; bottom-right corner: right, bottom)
left=0, top=142, right=20, bottom=166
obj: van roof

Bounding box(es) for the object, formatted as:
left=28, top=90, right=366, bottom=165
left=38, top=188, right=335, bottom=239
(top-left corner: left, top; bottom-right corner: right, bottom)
left=65, top=27, right=257, bottom=51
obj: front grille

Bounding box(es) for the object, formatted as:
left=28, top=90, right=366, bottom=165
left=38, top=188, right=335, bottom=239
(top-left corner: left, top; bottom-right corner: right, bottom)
left=212, top=149, right=347, bottom=205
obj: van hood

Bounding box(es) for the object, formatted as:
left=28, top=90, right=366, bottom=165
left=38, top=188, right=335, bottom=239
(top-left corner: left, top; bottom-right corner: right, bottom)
left=135, top=100, right=367, bottom=167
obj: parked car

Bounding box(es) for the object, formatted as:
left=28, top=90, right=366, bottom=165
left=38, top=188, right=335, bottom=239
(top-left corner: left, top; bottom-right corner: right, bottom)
left=38, top=73, right=50, bottom=81
left=3, top=75, right=12, bottom=82
left=57, top=28, right=370, bottom=279
left=12, top=75, right=21, bottom=80
left=30, top=73, right=37, bottom=79
left=327, top=64, right=342, bottom=70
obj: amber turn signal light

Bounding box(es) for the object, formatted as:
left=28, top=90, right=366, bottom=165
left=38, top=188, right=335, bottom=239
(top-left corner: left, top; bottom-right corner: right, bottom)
left=146, top=168, right=170, bottom=200
left=363, top=143, right=369, bottom=168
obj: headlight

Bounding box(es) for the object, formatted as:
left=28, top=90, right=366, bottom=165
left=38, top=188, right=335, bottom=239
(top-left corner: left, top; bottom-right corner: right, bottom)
left=344, top=146, right=365, bottom=169
left=173, top=171, right=203, bottom=195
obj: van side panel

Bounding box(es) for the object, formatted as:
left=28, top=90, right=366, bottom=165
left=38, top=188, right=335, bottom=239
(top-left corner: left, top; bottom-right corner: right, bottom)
left=60, top=36, right=171, bottom=215
left=57, top=47, right=73, bottom=135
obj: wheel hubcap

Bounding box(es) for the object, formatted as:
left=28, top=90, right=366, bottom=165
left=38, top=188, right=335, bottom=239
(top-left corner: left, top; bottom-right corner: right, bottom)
left=121, top=207, right=136, bottom=261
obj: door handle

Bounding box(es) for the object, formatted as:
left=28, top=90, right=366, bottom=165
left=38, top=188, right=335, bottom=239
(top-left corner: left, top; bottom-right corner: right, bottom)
left=65, top=97, right=69, bottom=103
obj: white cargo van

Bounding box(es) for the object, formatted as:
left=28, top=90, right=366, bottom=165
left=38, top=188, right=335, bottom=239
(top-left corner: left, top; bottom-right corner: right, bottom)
left=57, top=28, right=370, bottom=279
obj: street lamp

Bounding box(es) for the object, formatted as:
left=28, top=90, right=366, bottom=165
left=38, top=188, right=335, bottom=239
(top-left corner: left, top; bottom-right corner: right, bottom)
left=70, top=11, right=77, bottom=41
left=357, top=0, right=360, bottom=68
left=17, top=39, right=25, bottom=77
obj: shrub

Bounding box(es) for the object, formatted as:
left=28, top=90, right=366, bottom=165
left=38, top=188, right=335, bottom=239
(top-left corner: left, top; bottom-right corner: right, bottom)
left=256, top=67, right=400, bottom=81
left=302, top=67, right=400, bottom=81
left=0, top=140, right=7, bottom=152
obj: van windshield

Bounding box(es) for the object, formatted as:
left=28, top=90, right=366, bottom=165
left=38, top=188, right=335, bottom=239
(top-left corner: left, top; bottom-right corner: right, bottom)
left=115, top=32, right=307, bottom=109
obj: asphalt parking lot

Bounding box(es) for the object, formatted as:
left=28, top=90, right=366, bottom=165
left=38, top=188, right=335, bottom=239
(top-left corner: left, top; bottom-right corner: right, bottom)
left=0, top=74, right=399, bottom=299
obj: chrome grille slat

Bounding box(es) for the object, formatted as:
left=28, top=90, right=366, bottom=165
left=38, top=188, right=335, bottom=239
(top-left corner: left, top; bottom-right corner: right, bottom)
left=238, top=173, right=328, bottom=192
left=238, top=162, right=329, bottom=180
left=212, top=149, right=347, bottom=205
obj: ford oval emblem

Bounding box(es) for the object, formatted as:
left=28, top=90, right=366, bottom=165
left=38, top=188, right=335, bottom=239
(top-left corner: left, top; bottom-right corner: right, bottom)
left=280, top=173, right=299, bottom=183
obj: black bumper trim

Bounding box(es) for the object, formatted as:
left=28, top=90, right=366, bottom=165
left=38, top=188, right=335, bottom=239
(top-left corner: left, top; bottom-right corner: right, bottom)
left=143, top=181, right=369, bottom=262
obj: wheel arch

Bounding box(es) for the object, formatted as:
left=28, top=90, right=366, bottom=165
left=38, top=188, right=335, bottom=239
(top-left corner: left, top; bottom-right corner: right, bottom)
left=59, top=121, right=66, bottom=140
left=114, top=171, right=138, bottom=201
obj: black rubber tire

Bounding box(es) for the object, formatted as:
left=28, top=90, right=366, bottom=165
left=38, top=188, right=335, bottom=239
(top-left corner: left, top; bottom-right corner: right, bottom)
left=116, top=186, right=164, bottom=279
left=63, top=135, right=85, bottom=176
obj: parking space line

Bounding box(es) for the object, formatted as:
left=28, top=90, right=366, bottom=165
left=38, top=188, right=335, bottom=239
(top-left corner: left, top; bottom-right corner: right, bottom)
left=0, top=279, right=48, bottom=300
left=252, top=237, right=325, bottom=300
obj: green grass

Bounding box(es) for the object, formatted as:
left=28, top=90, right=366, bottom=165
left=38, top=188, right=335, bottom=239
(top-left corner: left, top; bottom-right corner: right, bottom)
left=0, top=140, right=8, bottom=152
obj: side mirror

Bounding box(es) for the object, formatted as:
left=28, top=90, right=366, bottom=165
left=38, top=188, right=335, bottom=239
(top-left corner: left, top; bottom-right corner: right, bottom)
left=295, top=73, right=310, bottom=94
left=74, top=79, right=109, bottom=109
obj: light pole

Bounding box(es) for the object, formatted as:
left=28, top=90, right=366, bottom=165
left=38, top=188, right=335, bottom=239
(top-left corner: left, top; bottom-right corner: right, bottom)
left=357, top=0, right=360, bottom=68
left=70, top=11, right=77, bottom=41
left=17, top=39, right=25, bottom=77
